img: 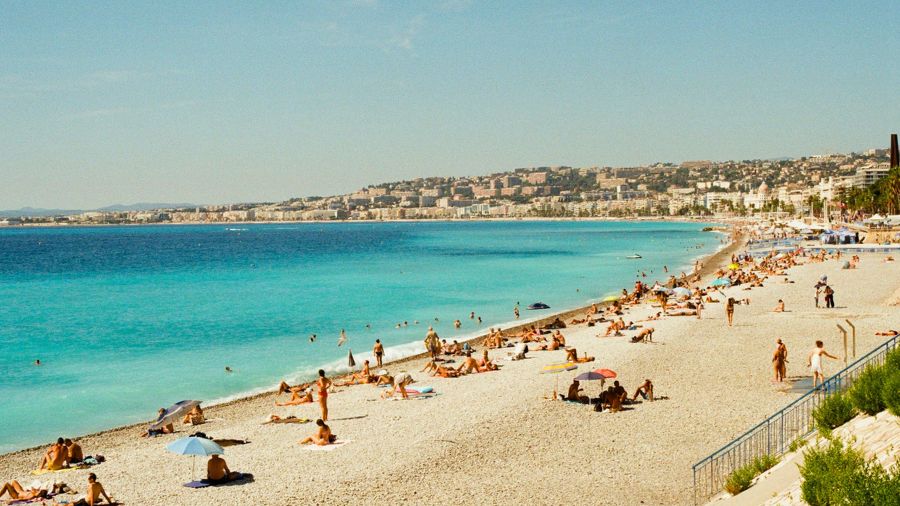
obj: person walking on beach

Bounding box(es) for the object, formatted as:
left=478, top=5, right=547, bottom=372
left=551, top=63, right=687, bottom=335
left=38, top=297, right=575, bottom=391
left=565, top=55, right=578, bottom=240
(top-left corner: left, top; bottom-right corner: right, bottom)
left=316, top=369, right=332, bottom=421
left=808, top=340, right=838, bottom=388
left=424, top=327, right=440, bottom=361
left=725, top=297, right=736, bottom=326
left=373, top=339, right=384, bottom=367
left=772, top=339, right=788, bottom=382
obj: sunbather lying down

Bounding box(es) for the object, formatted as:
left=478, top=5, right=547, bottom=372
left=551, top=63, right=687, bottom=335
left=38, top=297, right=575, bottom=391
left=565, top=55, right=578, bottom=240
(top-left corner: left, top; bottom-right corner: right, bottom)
left=421, top=360, right=459, bottom=378
left=0, top=480, right=47, bottom=501
left=275, top=389, right=313, bottom=406
left=565, top=348, right=594, bottom=363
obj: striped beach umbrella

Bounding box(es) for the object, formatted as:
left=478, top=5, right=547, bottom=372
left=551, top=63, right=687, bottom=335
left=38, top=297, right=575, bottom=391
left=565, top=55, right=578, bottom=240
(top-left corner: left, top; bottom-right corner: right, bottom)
left=540, top=362, right=578, bottom=374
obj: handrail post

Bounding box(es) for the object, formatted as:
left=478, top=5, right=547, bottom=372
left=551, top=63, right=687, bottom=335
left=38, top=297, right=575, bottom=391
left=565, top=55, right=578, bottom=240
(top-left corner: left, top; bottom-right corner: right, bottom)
left=845, top=319, right=856, bottom=358
left=837, top=324, right=848, bottom=365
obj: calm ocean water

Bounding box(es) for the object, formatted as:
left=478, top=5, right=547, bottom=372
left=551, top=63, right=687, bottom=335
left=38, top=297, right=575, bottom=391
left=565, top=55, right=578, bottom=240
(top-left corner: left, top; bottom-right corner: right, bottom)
left=0, top=221, right=718, bottom=453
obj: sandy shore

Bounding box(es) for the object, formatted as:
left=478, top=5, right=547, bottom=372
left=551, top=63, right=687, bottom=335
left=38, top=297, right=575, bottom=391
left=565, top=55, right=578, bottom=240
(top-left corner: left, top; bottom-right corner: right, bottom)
left=3, top=241, right=899, bottom=505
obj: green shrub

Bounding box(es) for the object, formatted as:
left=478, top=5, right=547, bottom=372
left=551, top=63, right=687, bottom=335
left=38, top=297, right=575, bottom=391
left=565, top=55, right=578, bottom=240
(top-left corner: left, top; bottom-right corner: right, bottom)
left=753, top=453, right=781, bottom=474
left=883, top=370, right=900, bottom=417
left=886, top=347, right=900, bottom=372
left=723, top=454, right=781, bottom=495
left=789, top=437, right=808, bottom=453
left=812, top=391, right=856, bottom=436
left=800, top=437, right=900, bottom=505
left=849, top=365, right=888, bottom=415
left=724, top=464, right=758, bottom=495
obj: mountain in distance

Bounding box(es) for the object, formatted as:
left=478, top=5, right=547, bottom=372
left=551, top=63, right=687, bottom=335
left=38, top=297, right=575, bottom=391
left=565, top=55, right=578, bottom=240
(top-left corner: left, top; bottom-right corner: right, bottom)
left=0, top=203, right=197, bottom=218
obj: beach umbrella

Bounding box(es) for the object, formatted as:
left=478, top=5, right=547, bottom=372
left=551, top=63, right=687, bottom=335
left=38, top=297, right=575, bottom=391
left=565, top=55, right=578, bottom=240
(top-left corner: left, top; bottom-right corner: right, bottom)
left=652, top=286, right=671, bottom=293
left=601, top=295, right=619, bottom=302
left=710, top=278, right=731, bottom=287
left=593, top=368, right=617, bottom=379
left=166, top=436, right=224, bottom=481
left=672, top=287, right=691, bottom=297
left=540, top=362, right=578, bottom=374
left=347, top=349, right=356, bottom=369
left=151, top=400, right=201, bottom=430
left=541, top=362, right=578, bottom=399
left=728, top=263, right=740, bottom=270
left=574, top=371, right=607, bottom=381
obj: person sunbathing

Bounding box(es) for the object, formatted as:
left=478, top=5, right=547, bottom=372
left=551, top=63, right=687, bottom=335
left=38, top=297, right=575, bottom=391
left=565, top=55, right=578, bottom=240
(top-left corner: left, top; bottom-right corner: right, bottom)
left=457, top=352, right=484, bottom=374
left=277, top=380, right=311, bottom=395
left=69, top=473, right=113, bottom=506
left=38, top=438, right=67, bottom=470
left=65, top=438, right=84, bottom=464
left=275, top=388, right=313, bottom=406
left=773, top=299, right=785, bottom=312
left=565, top=380, right=589, bottom=404
left=0, top=480, right=47, bottom=501
left=338, top=360, right=376, bottom=386
left=182, top=405, right=205, bottom=425
left=564, top=348, right=594, bottom=363
left=477, top=350, right=499, bottom=371
left=552, top=330, right=566, bottom=346
left=632, top=379, right=654, bottom=401
left=374, top=374, right=394, bottom=387
left=875, top=330, right=899, bottom=336
left=299, top=419, right=334, bottom=446
left=631, top=327, right=654, bottom=343
left=422, top=360, right=458, bottom=378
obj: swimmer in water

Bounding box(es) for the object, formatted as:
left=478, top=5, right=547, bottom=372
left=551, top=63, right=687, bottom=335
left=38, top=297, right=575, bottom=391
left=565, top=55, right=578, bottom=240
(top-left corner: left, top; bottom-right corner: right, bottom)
left=309, top=334, right=317, bottom=343
left=225, top=366, right=233, bottom=373
left=34, top=359, right=41, bottom=366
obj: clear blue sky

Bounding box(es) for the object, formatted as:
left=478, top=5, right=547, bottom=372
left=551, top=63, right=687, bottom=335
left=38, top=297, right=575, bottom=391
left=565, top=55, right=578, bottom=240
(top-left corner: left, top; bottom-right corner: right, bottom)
left=1, top=1, right=898, bottom=209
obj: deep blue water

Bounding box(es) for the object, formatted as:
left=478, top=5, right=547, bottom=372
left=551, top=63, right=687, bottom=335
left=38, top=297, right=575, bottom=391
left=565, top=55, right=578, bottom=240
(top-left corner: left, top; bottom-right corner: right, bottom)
left=0, top=221, right=719, bottom=453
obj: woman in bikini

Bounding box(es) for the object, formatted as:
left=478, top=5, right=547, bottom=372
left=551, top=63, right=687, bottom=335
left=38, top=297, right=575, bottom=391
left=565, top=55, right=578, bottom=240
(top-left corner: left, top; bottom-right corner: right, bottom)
left=316, top=369, right=332, bottom=421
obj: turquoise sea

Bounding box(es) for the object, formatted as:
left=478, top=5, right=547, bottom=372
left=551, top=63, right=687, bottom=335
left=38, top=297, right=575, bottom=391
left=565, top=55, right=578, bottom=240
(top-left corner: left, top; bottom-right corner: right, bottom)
left=0, top=221, right=719, bottom=453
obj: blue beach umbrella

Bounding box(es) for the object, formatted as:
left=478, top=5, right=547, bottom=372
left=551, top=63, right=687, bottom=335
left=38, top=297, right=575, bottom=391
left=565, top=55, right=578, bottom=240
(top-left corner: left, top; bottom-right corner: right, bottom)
left=672, top=287, right=692, bottom=297
left=167, top=436, right=224, bottom=481
left=710, top=278, right=731, bottom=287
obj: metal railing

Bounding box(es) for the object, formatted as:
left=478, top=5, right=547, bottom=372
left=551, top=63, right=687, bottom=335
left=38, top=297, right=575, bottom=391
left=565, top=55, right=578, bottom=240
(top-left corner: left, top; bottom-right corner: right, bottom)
left=691, top=334, right=899, bottom=504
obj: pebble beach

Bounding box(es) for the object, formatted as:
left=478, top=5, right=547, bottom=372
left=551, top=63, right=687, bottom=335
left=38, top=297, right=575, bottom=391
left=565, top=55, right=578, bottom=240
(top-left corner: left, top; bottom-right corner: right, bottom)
left=2, top=238, right=899, bottom=506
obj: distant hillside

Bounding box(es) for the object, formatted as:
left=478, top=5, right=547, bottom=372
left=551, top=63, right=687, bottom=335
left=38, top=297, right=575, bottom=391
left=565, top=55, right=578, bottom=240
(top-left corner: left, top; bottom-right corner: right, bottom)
left=0, top=203, right=197, bottom=218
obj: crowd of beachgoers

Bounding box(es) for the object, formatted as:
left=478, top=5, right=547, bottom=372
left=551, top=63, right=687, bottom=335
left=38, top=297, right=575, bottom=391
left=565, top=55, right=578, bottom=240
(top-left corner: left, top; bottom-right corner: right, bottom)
left=5, top=225, right=900, bottom=505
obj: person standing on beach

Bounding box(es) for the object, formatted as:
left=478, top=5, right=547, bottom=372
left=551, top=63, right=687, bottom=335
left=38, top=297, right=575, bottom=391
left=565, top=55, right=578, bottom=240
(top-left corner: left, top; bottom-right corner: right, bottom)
left=808, top=340, right=838, bottom=388
left=373, top=339, right=384, bottom=367
left=424, top=327, right=440, bottom=361
left=772, top=339, right=788, bottom=382
left=725, top=298, right=736, bottom=326
left=824, top=285, right=835, bottom=308
left=316, top=369, right=332, bottom=421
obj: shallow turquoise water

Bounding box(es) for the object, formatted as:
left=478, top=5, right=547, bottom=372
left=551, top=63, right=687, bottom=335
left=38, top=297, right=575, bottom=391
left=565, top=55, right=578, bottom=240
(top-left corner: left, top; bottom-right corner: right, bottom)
left=0, top=221, right=719, bottom=452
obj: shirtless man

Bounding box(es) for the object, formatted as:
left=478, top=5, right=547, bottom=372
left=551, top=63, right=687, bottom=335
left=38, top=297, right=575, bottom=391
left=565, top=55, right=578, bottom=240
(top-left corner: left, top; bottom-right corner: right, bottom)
left=422, top=360, right=460, bottom=378
left=632, top=379, right=654, bottom=401
left=275, top=388, right=313, bottom=406
left=65, top=438, right=84, bottom=464
left=373, top=339, right=384, bottom=367
left=182, top=405, right=204, bottom=425
left=456, top=351, right=484, bottom=374
left=337, top=360, right=374, bottom=386
left=71, top=473, right=113, bottom=506
left=552, top=329, right=566, bottom=346
left=278, top=380, right=311, bottom=395
left=299, top=419, right=333, bottom=446
left=565, top=380, right=588, bottom=404
left=773, top=299, right=785, bottom=312
left=477, top=349, right=498, bottom=371
left=38, top=438, right=67, bottom=471
left=206, top=455, right=241, bottom=483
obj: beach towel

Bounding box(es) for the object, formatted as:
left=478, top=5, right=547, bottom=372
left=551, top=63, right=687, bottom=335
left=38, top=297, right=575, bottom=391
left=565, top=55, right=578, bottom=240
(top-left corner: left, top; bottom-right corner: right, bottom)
left=262, top=417, right=310, bottom=425
left=30, top=465, right=88, bottom=475
left=304, top=440, right=351, bottom=452
left=183, top=473, right=254, bottom=488
left=8, top=493, right=57, bottom=505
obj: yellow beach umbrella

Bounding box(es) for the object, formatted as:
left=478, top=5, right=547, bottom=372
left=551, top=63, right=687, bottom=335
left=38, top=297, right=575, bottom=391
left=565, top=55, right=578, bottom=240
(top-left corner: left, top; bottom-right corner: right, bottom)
left=601, top=295, right=619, bottom=303
left=728, top=263, right=740, bottom=270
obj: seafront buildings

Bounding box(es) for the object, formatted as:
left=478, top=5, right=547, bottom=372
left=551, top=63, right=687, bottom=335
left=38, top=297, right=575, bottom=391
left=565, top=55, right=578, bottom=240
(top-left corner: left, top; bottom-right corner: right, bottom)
left=0, top=148, right=893, bottom=226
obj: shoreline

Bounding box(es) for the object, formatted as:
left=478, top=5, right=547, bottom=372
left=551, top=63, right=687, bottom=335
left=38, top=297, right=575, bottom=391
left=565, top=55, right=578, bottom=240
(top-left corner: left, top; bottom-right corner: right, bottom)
left=1, top=216, right=724, bottom=230
left=0, top=225, right=736, bottom=458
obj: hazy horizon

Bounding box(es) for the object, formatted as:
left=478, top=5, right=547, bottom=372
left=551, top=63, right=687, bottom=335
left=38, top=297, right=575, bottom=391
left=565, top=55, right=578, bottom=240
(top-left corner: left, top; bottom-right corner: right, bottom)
left=2, top=1, right=898, bottom=209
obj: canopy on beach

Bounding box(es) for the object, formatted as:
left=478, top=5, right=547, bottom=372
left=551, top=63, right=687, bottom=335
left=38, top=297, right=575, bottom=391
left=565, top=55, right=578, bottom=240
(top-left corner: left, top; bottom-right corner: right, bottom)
left=728, top=263, right=740, bottom=270
left=672, top=287, right=691, bottom=297
left=541, top=362, right=578, bottom=374
left=167, top=436, right=225, bottom=481
left=151, top=400, right=201, bottom=430
left=710, top=278, right=731, bottom=287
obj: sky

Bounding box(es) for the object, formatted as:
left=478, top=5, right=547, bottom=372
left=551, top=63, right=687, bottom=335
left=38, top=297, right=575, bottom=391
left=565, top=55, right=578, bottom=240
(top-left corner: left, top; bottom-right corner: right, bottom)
left=1, top=1, right=898, bottom=209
